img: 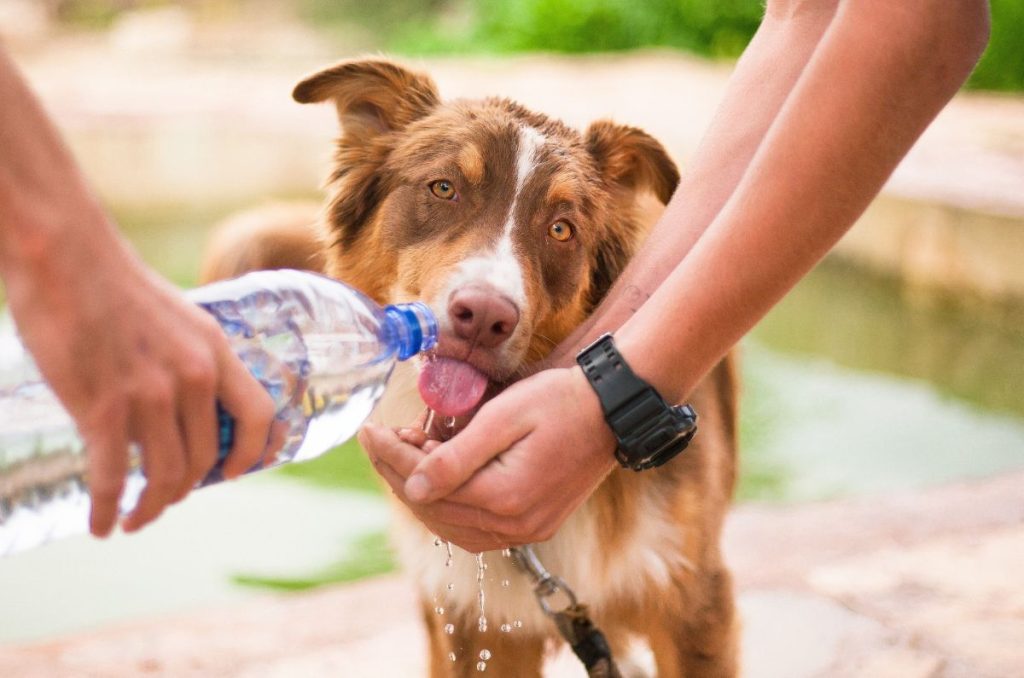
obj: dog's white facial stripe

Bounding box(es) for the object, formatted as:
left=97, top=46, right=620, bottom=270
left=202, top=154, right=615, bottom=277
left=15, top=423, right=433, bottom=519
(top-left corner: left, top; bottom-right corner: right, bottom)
left=501, top=126, right=546, bottom=242
left=432, top=126, right=546, bottom=333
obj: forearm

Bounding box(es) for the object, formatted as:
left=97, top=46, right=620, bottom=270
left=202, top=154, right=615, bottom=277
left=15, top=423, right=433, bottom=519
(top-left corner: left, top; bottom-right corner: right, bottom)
left=0, top=48, right=124, bottom=284
left=548, top=1, right=839, bottom=364
left=617, top=0, right=990, bottom=402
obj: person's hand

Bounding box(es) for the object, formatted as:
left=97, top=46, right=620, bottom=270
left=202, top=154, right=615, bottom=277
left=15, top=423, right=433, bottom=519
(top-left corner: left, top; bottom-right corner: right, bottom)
left=360, top=366, right=617, bottom=552
left=3, top=218, right=277, bottom=538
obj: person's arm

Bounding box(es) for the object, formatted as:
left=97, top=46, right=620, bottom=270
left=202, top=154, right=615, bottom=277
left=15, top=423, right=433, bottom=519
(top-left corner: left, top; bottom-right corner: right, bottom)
left=618, top=0, right=991, bottom=404
left=546, top=0, right=842, bottom=366
left=0, top=48, right=276, bottom=536
left=365, top=0, right=991, bottom=552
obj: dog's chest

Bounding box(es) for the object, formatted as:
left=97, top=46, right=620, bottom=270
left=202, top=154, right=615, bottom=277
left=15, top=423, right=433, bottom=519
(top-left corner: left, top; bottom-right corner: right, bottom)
left=375, top=374, right=688, bottom=632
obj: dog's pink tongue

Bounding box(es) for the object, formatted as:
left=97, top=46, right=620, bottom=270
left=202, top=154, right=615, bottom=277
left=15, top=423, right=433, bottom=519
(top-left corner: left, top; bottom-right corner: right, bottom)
left=418, top=358, right=489, bottom=418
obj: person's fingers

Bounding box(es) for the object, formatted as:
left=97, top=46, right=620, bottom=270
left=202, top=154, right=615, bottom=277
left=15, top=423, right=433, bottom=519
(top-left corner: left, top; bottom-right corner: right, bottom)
left=404, top=400, right=529, bottom=503
left=373, top=457, right=510, bottom=552
left=359, top=424, right=428, bottom=478
left=259, top=418, right=290, bottom=468
left=122, top=379, right=188, bottom=533
left=175, top=355, right=219, bottom=498
left=216, top=350, right=276, bottom=479
left=369, top=454, right=413, bottom=499
left=364, top=432, right=519, bottom=538
left=363, top=423, right=520, bottom=511
left=397, top=426, right=428, bottom=447
left=83, top=401, right=129, bottom=538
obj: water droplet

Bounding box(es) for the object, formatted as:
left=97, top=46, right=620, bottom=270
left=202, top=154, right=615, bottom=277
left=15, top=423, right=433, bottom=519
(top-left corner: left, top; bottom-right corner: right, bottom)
left=501, top=579, right=510, bottom=588
left=502, top=548, right=511, bottom=558
left=434, top=537, right=443, bottom=547
left=435, top=606, right=445, bottom=615
left=500, top=624, right=512, bottom=633
left=513, top=620, right=523, bottom=629
left=445, top=541, right=454, bottom=568
left=475, top=552, right=488, bottom=633
left=477, top=661, right=487, bottom=672
left=444, top=416, right=456, bottom=429
left=479, top=650, right=492, bottom=661
left=446, top=582, right=455, bottom=591
left=448, top=652, right=457, bottom=662
left=444, top=623, right=455, bottom=634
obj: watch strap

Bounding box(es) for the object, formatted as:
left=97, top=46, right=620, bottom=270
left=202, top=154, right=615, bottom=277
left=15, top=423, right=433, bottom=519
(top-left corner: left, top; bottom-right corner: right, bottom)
left=576, top=333, right=697, bottom=471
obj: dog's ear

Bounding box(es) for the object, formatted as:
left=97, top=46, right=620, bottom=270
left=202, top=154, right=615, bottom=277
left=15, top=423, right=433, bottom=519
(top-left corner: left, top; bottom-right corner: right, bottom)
left=293, top=59, right=440, bottom=138
left=584, top=121, right=679, bottom=308
left=585, top=120, right=679, bottom=205
left=292, top=60, right=440, bottom=254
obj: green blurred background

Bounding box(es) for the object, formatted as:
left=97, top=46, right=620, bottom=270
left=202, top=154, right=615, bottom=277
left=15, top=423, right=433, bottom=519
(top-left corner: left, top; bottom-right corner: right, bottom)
left=43, top=0, right=1024, bottom=91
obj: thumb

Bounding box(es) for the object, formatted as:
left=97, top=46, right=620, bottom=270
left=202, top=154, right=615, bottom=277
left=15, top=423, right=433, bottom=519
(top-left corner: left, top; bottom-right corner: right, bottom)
left=405, top=397, right=527, bottom=503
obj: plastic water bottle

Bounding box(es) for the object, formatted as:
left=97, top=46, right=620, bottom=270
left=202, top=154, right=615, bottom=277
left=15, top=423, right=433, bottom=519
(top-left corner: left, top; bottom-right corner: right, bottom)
left=0, top=270, right=437, bottom=557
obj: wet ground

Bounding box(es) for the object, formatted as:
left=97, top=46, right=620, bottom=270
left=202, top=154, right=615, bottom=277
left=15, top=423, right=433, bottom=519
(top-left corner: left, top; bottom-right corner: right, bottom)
left=2, top=471, right=1020, bottom=677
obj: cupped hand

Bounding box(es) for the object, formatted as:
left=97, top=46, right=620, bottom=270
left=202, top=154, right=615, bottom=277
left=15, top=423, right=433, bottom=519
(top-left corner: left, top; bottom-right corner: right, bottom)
left=5, top=228, right=277, bottom=538
left=360, top=366, right=617, bottom=553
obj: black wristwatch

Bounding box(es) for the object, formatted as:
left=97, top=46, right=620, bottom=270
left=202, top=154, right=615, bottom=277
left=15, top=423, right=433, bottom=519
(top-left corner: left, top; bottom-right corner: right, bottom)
left=576, top=333, right=697, bottom=471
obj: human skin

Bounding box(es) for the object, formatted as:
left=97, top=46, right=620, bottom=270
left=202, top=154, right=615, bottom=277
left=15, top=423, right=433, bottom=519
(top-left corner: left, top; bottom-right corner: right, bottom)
left=0, top=49, right=277, bottom=536
left=361, top=0, right=991, bottom=553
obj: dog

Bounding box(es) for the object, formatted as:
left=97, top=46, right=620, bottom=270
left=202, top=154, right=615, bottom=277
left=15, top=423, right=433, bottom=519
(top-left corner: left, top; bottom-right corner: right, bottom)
left=200, top=58, right=739, bottom=677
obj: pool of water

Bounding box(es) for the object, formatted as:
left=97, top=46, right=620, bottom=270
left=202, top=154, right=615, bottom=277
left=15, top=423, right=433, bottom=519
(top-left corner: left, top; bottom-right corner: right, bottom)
left=0, top=207, right=1022, bottom=645
left=741, top=259, right=1024, bottom=499
left=0, top=477, right=389, bottom=644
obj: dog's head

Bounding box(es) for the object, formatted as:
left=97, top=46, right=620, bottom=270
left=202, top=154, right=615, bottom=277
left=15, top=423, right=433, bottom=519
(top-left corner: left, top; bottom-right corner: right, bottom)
left=295, top=59, right=678, bottom=417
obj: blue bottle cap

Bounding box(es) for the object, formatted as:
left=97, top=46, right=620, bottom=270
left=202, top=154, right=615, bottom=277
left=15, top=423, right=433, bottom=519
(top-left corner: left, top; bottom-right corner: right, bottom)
left=384, top=302, right=439, bottom=360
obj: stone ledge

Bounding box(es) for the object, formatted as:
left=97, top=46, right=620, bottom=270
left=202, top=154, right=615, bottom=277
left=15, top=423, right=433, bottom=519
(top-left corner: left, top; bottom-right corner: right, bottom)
left=4, top=472, right=1021, bottom=677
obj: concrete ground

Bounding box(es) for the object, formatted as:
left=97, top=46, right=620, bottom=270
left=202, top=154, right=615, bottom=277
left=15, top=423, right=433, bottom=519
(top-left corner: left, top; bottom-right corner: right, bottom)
left=1, top=471, right=1021, bottom=677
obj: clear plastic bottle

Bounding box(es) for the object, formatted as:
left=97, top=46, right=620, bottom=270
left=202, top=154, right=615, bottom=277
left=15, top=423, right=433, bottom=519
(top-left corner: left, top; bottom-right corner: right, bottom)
left=0, top=269, right=437, bottom=557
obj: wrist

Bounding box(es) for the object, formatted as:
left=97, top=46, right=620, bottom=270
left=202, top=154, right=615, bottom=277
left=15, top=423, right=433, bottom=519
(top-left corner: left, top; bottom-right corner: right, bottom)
left=575, top=333, right=698, bottom=471
left=1, top=203, right=137, bottom=313
left=566, top=365, right=618, bottom=471
left=613, top=327, right=679, bottom=404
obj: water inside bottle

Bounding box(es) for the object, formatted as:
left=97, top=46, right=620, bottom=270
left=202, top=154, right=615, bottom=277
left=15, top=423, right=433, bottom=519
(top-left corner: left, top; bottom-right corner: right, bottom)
left=0, top=282, right=398, bottom=556
left=200, top=287, right=396, bottom=471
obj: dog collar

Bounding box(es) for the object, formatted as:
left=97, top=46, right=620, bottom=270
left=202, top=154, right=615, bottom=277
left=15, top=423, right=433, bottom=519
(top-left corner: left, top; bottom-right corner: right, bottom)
left=575, top=333, right=697, bottom=471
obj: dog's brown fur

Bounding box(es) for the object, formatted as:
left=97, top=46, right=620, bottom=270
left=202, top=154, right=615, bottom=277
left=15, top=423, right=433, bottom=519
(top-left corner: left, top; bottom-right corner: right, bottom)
left=201, top=58, right=738, bottom=677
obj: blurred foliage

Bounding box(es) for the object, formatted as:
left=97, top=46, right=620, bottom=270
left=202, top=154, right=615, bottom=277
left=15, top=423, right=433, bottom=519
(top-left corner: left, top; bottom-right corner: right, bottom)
left=297, top=0, right=449, bottom=37
left=968, top=0, right=1024, bottom=91
left=271, top=438, right=384, bottom=494
left=47, top=0, right=158, bottom=29
left=46, top=0, right=1024, bottom=91
left=460, top=0, right=761, bottom=57
left=307, top=0, right=1023, bottom=92
left=384, top=0, right=763, bottom=58
left=232, top=530, right=395, bottom=591
left=233, top=440, right=390, bottom=593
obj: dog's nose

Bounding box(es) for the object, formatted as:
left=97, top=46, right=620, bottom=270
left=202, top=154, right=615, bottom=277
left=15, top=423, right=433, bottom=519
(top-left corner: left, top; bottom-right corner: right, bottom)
left=448, top=287, right=520, bottom=348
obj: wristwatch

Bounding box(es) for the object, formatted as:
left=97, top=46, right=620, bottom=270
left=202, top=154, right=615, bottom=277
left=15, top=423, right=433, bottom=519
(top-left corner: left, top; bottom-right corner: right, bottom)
left=576, top=333, right=697, bottom=471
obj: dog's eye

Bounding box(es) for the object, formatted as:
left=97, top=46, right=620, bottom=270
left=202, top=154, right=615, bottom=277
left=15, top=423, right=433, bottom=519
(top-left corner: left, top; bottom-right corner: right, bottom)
left=429, top=180, right=458, bottom=201
left=548, top=220, right=574, bottom=242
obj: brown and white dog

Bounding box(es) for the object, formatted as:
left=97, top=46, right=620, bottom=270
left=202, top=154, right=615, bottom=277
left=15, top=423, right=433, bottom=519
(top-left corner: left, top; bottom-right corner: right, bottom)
left=201, top=59, right=739, bottom=678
